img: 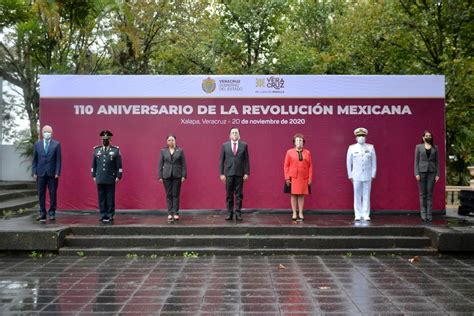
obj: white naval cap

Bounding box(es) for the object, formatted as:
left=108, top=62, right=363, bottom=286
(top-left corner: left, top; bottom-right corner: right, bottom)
left=354, top=127, right=368, bottom=136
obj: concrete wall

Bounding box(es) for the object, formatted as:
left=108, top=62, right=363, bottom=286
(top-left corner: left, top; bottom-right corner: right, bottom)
left=0, top=144, right=32, bottom=181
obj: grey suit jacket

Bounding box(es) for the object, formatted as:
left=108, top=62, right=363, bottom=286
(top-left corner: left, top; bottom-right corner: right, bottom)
left=219, top=141, right=250, bottom=177
left=159, top=147, right=187, bottom=179
left=414, top=144, right=439, bottom=176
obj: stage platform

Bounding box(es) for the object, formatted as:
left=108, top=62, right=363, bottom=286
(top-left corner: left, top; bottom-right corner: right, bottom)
left=0, top=209, right=473, bottom=256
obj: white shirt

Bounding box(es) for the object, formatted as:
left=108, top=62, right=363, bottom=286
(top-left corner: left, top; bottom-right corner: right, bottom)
left=232, top=141, right=238, bottom=153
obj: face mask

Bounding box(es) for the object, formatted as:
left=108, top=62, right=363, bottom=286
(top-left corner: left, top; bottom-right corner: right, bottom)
left=357, top=136, right=366, bottom=144
left=295, top=139, right=304, bottom=148
left=43, top=132, right=52, bottom=140
left=424, top=137, right=432, bottom=144
left=102, top=139, right=110, bottom=146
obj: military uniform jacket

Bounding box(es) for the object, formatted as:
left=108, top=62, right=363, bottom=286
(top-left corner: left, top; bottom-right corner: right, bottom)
left=346, top=143, right=377, bottom=181
left=91, top=145, right=123, bottom=185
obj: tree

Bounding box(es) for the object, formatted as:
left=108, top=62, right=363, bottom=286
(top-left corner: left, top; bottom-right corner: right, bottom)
left=107, top=0, right=178, bottom=74
left=0, top=10, right=41, bottom=144
left=150, top=1, right=220, bottom=74
left=106, top=1, right=219, bottom=75
left=213, top=0, right=287, bottom=74
left=298, top=0, right=473, bottom=184
left=395, top=0, right=474, bottom=185
left=273, top=0, right=347, bottom=74
left=0, top=0, right=30, bottom=29
left=0, top=0, right=113, bottom=149
left=1, top=83, right=28, bottom=144
left=1, top=0, right=472, bottom=185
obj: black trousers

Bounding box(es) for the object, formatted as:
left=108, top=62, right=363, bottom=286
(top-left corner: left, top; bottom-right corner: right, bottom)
left=163, top=178, right=182, bottom=215
left=97, top=183, right=115, bottom=219
left=418, top=172, right=436, bottom=221
left=37, top=176, right=58, bottom=216
left=225, top=176, right=244, bottom=216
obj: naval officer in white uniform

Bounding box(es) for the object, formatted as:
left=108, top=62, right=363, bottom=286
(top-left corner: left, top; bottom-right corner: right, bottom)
left=346, top=128, right=377, bottom=221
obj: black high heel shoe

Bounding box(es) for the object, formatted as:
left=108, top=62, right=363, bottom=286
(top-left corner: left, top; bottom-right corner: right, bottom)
left=297, top=215, right=304, bottom=222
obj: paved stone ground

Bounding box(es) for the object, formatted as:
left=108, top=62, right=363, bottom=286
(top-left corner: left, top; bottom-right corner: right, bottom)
left=0, top=255, right=473, bottom=315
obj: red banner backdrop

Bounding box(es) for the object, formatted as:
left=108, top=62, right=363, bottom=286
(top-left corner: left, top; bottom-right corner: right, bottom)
left=40, top=75, right=445, bottom=211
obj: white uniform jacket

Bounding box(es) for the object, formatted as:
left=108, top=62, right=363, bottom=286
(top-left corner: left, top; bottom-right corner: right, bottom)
left=346, top=143, right=377, bottom=181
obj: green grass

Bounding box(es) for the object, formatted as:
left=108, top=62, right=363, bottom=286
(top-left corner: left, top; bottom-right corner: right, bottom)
left=183, top=251, right=199, bottom=258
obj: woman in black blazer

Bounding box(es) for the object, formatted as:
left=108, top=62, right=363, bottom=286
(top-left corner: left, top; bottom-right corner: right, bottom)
left=414, top=130, right=439, bottom=223
left=158, top=134, right=187, bottom=221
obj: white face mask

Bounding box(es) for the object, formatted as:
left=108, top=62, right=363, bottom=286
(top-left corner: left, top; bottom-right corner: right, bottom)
left=43, top=131, right=52, bottom=140
left=357, top=136, right=366, bottom=144
left=295, top=138, right=304, bottom=148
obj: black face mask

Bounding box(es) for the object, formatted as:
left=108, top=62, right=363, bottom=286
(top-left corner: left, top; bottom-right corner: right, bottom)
left=424, top=137, right=432, bottom=144
left=102, top=139, right=110, bottom=146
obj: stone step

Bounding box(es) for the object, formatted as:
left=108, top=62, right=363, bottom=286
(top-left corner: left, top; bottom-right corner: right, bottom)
left=0, top=181, right=36, bottom=190
left=0, top=189, right=37, bottom=202
left=58, top=247, right=438, bottom=256
left=64, top=235, right=431, bottom=249
left=0, top=196, right=37, bottom=212
left=67, top=225, right=427, bottom=236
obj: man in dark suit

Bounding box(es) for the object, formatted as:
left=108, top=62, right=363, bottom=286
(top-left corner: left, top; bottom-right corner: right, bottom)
left=92, top=130, right=122, bottom=223
left=219, top=127, right=250, bottom=221
left=32, top=125, right=62, bottom=222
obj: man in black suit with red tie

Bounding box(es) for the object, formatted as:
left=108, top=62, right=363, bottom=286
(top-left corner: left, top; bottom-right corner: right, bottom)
left=219, top=127, right=250, bottom=221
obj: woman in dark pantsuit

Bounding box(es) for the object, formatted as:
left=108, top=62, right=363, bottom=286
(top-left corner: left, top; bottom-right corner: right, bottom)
left=158, top=134, right=187, bottom=221
left=414, top=130, right=439, bottom=223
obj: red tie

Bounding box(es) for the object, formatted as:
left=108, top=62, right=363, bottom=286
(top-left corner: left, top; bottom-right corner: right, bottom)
left=233, top=142, right=237, bottom=156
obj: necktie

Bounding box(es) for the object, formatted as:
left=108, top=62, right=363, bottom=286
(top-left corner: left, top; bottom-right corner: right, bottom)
left=45, top=141, right=49, bottom=153
left=233, top=142, right=237, bottom=156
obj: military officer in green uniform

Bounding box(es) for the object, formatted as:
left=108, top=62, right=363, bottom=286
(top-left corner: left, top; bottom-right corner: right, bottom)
left=91, top=130, right=122, bottom=223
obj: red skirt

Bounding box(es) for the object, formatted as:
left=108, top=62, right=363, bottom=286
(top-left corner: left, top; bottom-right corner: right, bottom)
left=291, top=176, right=309, bottom=195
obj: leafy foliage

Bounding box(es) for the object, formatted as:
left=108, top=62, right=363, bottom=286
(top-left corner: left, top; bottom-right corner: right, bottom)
left=0, top=0, right=472, bottom=184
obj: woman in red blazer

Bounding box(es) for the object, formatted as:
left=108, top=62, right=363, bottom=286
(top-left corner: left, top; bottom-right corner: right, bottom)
left=284, top=133, right=313, bottom=222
